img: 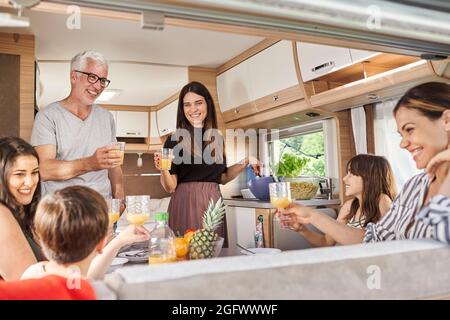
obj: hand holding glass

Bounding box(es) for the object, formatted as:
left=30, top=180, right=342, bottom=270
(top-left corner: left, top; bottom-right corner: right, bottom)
left=269, top=182, right=292, bottom=209
left=109, top=142, right=125, bottom=167
left=126, top=195, right=151, bottom=226
left=160, top=148, right=173, bottom=170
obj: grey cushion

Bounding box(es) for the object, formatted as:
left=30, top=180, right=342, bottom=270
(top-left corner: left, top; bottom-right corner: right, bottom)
left=95, top=239, right=450, bottom=300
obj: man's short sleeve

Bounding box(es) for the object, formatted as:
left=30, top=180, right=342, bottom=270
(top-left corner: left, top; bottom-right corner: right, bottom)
left=30, top=111, right=57, bottom=147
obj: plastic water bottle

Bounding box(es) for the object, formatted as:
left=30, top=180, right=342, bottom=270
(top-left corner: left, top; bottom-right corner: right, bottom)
left=148, top=212, right=176, bottom=264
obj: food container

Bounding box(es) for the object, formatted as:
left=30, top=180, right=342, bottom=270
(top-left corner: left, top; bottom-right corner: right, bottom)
left=282, top=176, right=320, bottom=200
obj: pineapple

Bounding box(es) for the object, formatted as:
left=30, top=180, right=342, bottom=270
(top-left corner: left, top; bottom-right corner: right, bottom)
left=189, top=198, right=226, bottom=260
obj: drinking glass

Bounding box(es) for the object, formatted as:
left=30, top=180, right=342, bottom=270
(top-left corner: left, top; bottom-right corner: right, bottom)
left=269, top=182, right=292, bottom=209
left=159, top=148, right=173, bottom=170
left=110, top=142, right=125, bottom=166
left=126, top=195, right=151, bottom=226
left=107, top=198, right=121, bottom=225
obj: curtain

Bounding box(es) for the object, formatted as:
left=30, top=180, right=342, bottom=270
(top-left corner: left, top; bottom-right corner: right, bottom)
left=351, top=106, right=367, bottom=154
left=373, top=98, right=420, bottom=189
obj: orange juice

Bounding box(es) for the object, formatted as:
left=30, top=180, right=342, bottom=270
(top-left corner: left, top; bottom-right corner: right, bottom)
left=126, top=213, right=149, bottom=226
left=270, top=196, right=290, bottom=209
left=108, top=212, right=120, bottom=224
left=148, top=255, right=177, bottom=264
left=109, top=149, right=124, bottom=166
left=160, top=158, right=172, bottom=170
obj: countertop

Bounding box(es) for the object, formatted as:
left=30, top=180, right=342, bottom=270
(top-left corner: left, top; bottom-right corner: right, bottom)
left=223, top=198, right=340, bottom=209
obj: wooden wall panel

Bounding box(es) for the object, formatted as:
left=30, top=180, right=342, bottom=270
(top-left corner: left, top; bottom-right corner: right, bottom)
left=122, top=153, right=170, bottom=198
left=0, top=32, right=35, bottom=141
left=0, top=53, right=20, bottom=137
left=364, top=104, right=375, bottom=154
left=334, top=110, right=356, bottom=203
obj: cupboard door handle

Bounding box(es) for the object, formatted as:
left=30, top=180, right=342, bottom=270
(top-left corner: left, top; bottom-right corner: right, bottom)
left=311, top=61, right=335, bottom=72
left=126, top=131, right=140, bottom=135
left=234, top=108, right=240, bottom=114
left=272, top=95, right=279, bottom=101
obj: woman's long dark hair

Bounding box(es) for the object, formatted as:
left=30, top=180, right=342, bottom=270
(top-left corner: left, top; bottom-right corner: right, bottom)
left=174, top=81, right=223, bottom=162
left=0, top=136, right=41, bottom=237
left=345, top=154, right=397, bottom=226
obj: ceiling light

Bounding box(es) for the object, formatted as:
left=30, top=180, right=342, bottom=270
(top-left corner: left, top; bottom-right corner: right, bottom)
left=96, top=89, right=122, bottom=102
left=0, top=12, right=30, bottom=27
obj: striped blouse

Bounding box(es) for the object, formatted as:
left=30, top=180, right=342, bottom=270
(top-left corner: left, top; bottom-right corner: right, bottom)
left=364, top=172, right=450, bottom=244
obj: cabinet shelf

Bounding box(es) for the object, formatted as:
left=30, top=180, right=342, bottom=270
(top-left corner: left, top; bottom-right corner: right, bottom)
left=304, top=53, right=420, bottom=96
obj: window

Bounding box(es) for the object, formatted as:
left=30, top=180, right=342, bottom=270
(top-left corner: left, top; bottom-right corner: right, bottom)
left=267, top=121, right=326, bottom=177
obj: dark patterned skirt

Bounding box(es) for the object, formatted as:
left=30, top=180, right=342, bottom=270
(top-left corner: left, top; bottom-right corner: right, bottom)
left=168, top=182, right=228, bottom=247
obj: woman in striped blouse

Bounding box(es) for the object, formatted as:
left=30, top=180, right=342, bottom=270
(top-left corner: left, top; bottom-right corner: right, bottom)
left=364, top=82, right=450, bottom=243
left=277, top=154, right=397, bottom=246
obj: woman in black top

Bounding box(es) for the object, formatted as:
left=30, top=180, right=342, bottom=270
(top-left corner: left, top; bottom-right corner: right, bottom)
left=155, top=81, right=259, bottom=243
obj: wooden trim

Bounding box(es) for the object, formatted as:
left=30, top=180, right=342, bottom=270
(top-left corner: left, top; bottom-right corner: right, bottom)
left=222, top=102, right=258, bottom=123
left=0, top=32, right=35, bottom=142
left=216, top=38, right=279, bottom=75
left=100, top=104, right=151, bottom=112
left=430, top=59, right=450, bottom=78
left=292, top=40, right=312, bottom=108
left=364, top=104, right=375, bottom=154
left=333, top=110, right=356, bottom=203
left=156, top=91, right=179, bottom=111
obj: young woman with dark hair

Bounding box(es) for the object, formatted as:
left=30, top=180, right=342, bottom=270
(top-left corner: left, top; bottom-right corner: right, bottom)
left=155, top=81, right=260, bottom=242
left=278, top=154, right=397, bottom=246
left=0, top=137, right=44, bottom=280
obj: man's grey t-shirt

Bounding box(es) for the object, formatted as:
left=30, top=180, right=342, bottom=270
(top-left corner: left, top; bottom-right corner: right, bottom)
left=31, top=102, right=117, bottom=198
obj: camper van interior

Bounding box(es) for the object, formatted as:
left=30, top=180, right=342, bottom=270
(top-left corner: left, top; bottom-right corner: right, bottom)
left=0, top=0, right=449, bottom=300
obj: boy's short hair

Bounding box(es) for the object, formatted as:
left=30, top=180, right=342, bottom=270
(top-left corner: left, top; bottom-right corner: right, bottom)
left=34, top=186, right=109, bottom=264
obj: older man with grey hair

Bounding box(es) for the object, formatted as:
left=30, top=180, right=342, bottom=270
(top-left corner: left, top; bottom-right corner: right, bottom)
left=31, top=51, right=124, bottom=202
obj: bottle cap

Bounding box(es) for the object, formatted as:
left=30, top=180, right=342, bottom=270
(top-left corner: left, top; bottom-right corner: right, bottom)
left=155, top=212, right=169, bottom=222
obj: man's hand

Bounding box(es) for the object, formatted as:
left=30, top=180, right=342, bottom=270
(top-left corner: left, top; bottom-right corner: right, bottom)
left=89, top=145, right=122, bottom=170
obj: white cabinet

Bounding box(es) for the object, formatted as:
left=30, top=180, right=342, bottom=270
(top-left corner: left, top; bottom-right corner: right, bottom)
left=349, top=49, right=378, bottom=62
left=217, top=40, right=299, bottom=112
left=247, top=40, right=299, bottom=100
left=115, top=111, right=149, bottom=138
left=217, top=61, right=252, bottom=112
left=157, top=99, right=178, bottom=136
left=296, top=42, right=353, bottom=82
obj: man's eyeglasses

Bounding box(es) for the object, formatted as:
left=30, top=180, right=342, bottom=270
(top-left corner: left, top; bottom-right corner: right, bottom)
left=74, top=70, right=111, bottom=88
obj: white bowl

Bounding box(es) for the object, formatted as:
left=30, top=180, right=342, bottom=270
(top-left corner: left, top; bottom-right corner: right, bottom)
left=240, top=248, right=282, bottom=255
left=241, top=188, right=256, bottom=199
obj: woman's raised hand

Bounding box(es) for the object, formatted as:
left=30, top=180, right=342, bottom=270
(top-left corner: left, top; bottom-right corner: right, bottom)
left=247, top=156, right=261, bottom=176
left=426, top=149, right=450, bottom=177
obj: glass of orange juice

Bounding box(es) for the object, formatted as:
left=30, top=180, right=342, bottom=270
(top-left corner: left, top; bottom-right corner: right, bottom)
left=126, top=195, right=151, bottom=226
left=160, top=148, right=173, bottom=170
left=106, top=198, right=121, bottom=225
left=269, top=182, right=292, bottom=209
left=110, top=142, right=125, bottom=167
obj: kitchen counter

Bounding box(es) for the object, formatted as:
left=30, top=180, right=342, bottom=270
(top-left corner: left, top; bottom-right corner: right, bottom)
left=223, top=198, right=340, bottom=208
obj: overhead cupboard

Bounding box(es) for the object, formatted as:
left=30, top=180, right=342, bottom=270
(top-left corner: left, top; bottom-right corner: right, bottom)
left=217, top=40, right=305, bottom=123
left=109, top=110, right=149, bottom=138
left=156, top=99, right=178, bottom=136
left=216, top=38, right=450, bottom=126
